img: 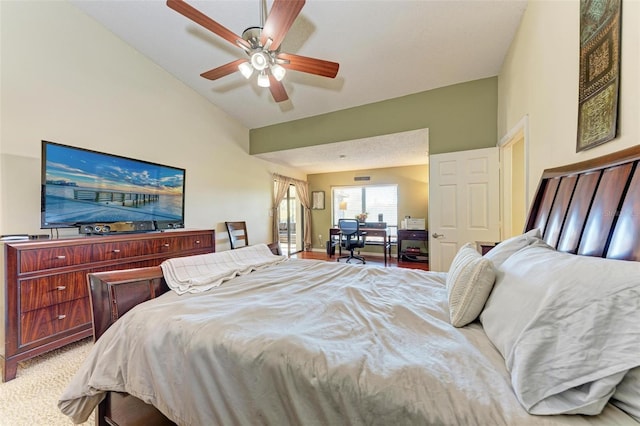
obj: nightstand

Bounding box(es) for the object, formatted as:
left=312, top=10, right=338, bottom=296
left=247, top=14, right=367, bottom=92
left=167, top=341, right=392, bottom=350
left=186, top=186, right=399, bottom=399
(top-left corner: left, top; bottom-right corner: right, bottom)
left=476, top=241, right=499, bottom=255
left=397, top=229, right=428, bottom=262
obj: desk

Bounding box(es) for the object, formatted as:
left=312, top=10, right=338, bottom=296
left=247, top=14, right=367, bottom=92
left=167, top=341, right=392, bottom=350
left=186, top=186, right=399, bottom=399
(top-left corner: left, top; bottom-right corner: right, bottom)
left=329, top=227, right=393, bottom=265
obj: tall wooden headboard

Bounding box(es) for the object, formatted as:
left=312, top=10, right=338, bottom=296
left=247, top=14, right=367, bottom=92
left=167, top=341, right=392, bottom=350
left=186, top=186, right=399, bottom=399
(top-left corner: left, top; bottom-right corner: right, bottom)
left=525, top=144, right=640, bottom=261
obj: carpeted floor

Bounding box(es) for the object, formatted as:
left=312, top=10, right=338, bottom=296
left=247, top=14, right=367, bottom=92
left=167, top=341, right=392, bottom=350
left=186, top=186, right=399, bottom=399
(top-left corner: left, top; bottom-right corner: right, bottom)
left=0, top=338, right=94, bottom=426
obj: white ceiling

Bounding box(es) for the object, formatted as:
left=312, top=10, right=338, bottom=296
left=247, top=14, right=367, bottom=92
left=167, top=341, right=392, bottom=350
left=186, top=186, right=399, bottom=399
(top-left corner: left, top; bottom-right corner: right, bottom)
left=255, top=128, right=430, bottom=174
left=70, top=0, right=527, bottom=174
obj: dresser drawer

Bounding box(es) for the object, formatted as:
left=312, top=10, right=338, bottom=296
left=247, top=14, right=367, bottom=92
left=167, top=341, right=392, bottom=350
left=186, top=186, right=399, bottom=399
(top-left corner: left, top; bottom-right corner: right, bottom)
left=178, top=233, right=214, bottom=251
left=154, top=236, right=194, bottom=253
left=90, top=232, right=214, bottom=261
left=19, top=245, right=92, bottom=273
left=19, top=297, right=91, bottom=346
left=20, top=271, right=88, bottom=312
left=56, top=297, right=92, bottom=331
left=153, top=236, right=181, bottom=254
left=91, top=240, right=153, bottom=261
left=20, top=306, right=57, bottom=346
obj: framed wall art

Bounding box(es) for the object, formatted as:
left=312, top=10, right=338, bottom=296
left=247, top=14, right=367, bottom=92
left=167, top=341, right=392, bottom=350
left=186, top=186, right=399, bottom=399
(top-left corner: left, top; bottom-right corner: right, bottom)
left=577, top=0, right=622, bottom=152
left=311, top=191, right=325, bottom=210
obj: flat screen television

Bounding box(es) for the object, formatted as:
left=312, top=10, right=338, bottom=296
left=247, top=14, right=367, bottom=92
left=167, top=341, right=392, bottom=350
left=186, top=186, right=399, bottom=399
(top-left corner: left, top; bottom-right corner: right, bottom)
left=41, top=140, right=186, bottom=229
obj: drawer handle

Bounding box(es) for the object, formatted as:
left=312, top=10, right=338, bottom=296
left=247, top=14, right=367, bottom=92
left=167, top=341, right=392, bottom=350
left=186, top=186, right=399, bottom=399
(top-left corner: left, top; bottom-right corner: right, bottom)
left=57, top=314, right=67, bottom=320
left=56, top=255, right=66, bottom=260
left=112, top=249, right=121, bottom=253
left=195, top=240, right=201, bottom=244
left=56, top=286, right=66, bottom=291
left=163, top=243, right=170, bottom=247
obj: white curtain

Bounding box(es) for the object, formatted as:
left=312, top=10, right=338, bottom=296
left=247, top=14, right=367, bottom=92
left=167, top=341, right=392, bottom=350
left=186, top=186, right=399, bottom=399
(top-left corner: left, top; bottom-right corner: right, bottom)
left=272, top=174, right=312, bottom=251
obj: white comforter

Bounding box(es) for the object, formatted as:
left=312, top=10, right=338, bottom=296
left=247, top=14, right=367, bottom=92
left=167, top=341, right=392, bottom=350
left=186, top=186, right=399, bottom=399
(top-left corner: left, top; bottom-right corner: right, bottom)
left=59, top=259, right=635, bottom=425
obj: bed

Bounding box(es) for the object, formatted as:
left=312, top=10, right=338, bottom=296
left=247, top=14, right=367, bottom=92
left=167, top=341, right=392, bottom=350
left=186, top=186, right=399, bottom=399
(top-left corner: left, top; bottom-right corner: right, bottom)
left=59, top=146, right=640, bottom=425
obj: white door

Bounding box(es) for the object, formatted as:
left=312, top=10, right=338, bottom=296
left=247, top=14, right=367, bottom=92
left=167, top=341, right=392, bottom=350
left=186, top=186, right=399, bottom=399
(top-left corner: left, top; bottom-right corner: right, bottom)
left=428, top=147, right=500, bottom=272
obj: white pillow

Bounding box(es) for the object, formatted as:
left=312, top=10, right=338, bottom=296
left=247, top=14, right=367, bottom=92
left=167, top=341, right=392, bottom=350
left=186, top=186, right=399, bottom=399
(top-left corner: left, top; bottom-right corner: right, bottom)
left=612, top=367, right=640, bottom=421
left=483, top=228, right=541, bottom=269
left=446, top=243, right=496, bottom=327
left=480, top=244, right=640, bottom=416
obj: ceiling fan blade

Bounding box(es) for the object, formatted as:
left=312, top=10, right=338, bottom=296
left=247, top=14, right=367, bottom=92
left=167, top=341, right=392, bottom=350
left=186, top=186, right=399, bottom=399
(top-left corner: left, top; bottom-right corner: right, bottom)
left=200, top=59, right=246, bottom=81
left=278, top=53, right=339, bottom=78
left=268, top=76, right=289, bottom=103
left=167, top=0, right=250, bottom=49
left=260, top=0, right=305, bottom=51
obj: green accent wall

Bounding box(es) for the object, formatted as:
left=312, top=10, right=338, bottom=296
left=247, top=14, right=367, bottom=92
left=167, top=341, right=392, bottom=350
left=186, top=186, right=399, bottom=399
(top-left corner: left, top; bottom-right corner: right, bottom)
left=250, top=77, right=497, bottom=156
left=253, top=76, right=498, bottom=255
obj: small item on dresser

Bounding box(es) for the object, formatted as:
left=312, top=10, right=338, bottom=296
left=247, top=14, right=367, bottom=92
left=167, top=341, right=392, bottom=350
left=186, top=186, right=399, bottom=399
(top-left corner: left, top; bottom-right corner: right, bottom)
left=29, top=234, right=50, bottom=240
left=1, top=234, right=29, bottom=241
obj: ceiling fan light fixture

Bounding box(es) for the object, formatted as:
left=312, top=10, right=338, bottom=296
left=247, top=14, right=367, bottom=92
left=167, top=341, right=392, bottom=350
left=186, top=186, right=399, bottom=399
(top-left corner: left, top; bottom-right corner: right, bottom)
left=257, top=71, right=270, bottom=88
left=271, top=64, right=286, bottom=81
left=238, top=62, right=254, bottom=79
left=250, top=51, right=269, bottom=71
left=167, top=0, right=339, bottom=103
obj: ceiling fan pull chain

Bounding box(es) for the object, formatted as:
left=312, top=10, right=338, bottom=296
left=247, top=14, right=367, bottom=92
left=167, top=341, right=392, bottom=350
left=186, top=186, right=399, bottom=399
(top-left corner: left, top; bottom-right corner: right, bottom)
left=260, top=0, right=265, bottom=29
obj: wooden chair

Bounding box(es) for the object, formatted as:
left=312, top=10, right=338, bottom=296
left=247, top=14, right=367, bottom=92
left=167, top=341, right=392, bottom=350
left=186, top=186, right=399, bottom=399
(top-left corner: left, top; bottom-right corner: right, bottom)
left=225, top=221, right=248, bottom=249
left=267, top=242, right=282, bottom=255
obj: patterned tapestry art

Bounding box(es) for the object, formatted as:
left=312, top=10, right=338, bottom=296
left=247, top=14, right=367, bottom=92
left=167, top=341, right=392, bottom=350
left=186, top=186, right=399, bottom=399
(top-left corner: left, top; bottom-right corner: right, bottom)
left=577, top=0, right=622, bottom=152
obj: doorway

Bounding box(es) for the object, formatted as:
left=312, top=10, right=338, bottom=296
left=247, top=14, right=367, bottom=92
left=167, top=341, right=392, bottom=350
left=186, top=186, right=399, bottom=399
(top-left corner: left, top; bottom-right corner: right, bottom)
left=499, top=115, right=529, bottom=239
left=428, top=147, right=500, bottom=271
left=278, top=184, right=301, bottom=255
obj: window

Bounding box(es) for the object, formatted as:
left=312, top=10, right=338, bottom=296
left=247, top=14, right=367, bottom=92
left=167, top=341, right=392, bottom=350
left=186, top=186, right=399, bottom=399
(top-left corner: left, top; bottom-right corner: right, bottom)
left=332, top=185, right=398, bottom=227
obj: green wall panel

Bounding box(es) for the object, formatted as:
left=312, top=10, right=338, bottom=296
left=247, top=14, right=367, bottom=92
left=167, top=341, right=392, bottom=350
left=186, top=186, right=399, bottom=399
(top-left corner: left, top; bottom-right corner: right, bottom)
left=250, top=77, right=498, bottom=156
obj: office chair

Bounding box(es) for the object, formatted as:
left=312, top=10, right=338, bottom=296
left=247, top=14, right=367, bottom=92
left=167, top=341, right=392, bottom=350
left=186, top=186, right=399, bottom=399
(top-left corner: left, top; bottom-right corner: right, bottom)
left=225, top=221, right=248, bottom=249
left=336, top=219, right=366, bottom=264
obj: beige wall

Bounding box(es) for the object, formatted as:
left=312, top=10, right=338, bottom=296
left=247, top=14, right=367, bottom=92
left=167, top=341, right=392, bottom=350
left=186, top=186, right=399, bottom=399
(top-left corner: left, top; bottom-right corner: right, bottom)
left=498, top=0, right=640, bottom=203
left=0, top=1, right=303, bottom=248
left=308, top=165, right=428, bottom=252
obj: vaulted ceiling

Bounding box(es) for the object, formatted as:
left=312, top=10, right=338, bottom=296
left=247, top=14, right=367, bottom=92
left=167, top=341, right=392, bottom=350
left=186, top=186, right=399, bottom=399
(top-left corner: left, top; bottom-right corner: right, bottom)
left=71, top=0, right=527, bottom=173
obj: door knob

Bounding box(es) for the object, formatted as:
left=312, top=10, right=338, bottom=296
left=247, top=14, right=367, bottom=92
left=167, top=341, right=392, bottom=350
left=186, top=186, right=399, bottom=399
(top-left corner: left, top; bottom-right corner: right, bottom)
left=432, top=233, right=444, bottom=239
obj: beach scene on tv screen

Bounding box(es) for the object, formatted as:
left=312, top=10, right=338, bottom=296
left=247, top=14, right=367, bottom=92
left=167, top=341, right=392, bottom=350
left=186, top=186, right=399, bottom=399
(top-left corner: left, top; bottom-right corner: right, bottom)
left=43, top=144, right=184, bottom=226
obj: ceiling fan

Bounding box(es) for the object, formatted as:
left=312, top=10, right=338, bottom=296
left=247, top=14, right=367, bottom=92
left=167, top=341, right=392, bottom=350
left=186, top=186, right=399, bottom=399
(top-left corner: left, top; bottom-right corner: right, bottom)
left=166, top=0, right=340, bottom=103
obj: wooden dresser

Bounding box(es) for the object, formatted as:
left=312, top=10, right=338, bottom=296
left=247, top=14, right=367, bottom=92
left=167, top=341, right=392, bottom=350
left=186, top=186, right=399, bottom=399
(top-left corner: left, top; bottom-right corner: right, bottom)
left=1, top=229, right=215, bottom=382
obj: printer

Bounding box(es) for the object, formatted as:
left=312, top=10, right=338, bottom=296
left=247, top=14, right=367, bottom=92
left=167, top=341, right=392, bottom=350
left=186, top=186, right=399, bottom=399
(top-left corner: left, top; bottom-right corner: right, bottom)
left=402, top=218, right=426, bottom=230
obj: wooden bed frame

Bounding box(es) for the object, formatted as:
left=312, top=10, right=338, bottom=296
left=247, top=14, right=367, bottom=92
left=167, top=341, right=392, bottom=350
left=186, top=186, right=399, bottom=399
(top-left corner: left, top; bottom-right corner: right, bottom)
left=86, top=146, right=640, bottom=425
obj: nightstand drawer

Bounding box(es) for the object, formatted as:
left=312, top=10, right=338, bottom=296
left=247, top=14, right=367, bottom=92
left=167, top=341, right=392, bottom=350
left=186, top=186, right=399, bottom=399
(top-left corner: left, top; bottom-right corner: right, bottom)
left=400, top=231, right=426, bottom=240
